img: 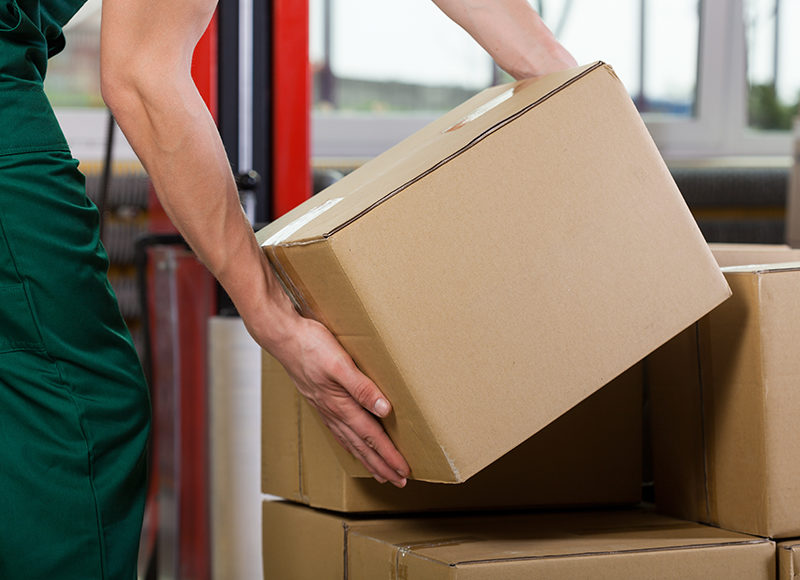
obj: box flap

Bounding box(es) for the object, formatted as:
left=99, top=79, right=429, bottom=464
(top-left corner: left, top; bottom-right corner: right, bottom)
left=710, top=243, right=800, bottom=268
left=256, top=62, right=605, bottom=247
left=346, top=510, right=771, bottom=571
left=721, top=261, right=800, bottom=274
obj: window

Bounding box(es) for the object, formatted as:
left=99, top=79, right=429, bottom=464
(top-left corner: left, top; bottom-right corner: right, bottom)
left=745, top=0, right=800, bottom=131
left=310, top=0, right=795, bottom=162
left=537, top=0, right=699, bottom=119
left=48, top=1, right=796, bottom=163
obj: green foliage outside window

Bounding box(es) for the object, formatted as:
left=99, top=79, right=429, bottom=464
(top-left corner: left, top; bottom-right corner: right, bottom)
left=748, top=83, right=799, bottom=131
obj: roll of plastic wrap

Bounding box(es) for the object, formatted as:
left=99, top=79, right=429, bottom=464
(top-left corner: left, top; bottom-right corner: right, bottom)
left=208, top=316, right=263, bottom=580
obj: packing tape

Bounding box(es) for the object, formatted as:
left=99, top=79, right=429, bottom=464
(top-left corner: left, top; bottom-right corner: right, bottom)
left=444, top=88, right=516, bottom=133
left=261, top=197, right=344, bottom=246
left=393, top=537, right=482, bottom=578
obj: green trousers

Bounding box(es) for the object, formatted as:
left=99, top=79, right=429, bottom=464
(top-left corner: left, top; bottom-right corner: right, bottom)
left=0, top=149, right=150, bottom=579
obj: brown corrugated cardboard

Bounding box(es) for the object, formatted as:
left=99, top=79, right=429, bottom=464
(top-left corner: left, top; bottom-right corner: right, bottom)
left=710, top=243, right=800, bottom=268
left=778, top=541, right=800, bottom=580
left=262, top=351, right=642, bottom=513
left=649, top=262, right=800, bottom=538
left=262, top=501, right=774, bottom=580
left=256, top=61, right=730, bottom=483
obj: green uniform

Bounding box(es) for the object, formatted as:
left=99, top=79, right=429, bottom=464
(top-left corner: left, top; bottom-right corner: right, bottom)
left=0, top=1, right=150, bottom=578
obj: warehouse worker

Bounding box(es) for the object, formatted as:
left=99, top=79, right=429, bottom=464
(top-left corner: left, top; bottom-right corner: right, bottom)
left=0, top=0, right=574, bottom=577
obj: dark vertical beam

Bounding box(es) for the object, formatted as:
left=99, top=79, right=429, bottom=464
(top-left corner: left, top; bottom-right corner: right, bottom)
left=217, top=0, right=240, bottom=170
left=253, top=0, right=273, bottom=223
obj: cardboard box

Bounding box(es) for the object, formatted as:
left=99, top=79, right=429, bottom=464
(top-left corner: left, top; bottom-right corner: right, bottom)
left=778, top=541, right=800, bottom=580
left=256, top=61, right=730, bottom=483
left=262, top=351, right=642, bottom=513
left=710, top=243, right=800, bottom=268
left=262, top=501, right=774, bottom=579
left=649, top=262, right=800, bottom=538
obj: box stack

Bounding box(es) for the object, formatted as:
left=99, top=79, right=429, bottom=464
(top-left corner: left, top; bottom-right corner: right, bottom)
left=649, top=244, right=800, bottom=575
left=263, top=501, right=773, bottom=579
left=255, top=62, right=773, bottom=578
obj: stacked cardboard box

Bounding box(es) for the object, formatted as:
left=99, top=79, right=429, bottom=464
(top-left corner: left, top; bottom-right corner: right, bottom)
left=262, top=351, right=644, bottom=512
left=709, top=243, right=800, bottom=267
left=779, top=541, right=800, bottom=580
left=257, top=62, right=745, bottom=577
left=649, top=245, right=800, bottom=541
left=263, top=500, right=774, bottom=579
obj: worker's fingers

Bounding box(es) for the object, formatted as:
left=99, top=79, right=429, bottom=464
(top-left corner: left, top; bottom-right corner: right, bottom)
left=316, top=393, right=410, bottom=485
left=322, top=414, right=407, bottom=487
left=335, top=358, right=393, bottom=418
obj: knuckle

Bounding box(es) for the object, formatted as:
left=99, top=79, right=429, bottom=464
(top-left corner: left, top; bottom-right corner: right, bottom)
left=350, top=439, right=370, bottom=459
left=326, top=395, right=352, bottom=418
left=363, top=434, right=378, bottom=451
left=349, top=380, right=376, bottom=407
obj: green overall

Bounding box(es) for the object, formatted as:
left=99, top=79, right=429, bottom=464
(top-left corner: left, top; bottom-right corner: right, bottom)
left=0, top=1, right=150, bottom=578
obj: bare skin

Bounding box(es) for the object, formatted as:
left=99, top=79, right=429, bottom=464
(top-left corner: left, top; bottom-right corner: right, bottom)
left=433, top=0, right=577, bottom=80
left=99, top=0, right=574, bottom=487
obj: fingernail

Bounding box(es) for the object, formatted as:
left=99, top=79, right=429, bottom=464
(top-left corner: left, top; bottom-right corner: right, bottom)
left=373, top=398, right=390, bottom=416
left=374, top=475, right=388, bottom=484
left=392, top=477, right=407, bottom=489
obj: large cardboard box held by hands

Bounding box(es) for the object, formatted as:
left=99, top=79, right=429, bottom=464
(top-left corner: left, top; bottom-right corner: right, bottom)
left=649, top=261, right=800, bottom=538
left=256, top=62, right=730, bottom=483
left=262, top=501, right=774, bottom=580
left=262, top=351, right=642, bottom=513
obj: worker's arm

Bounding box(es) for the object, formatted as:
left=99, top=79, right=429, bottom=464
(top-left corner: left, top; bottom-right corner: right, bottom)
left=99, top=0, right=409, bottom=487
left=432, top=0, right=577, bottom=79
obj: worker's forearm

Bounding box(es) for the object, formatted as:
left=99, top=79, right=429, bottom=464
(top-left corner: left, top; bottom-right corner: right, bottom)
left=98, top=0, right=410, bottom=486
left=432, top=0, right=576, bottom=79
left=103, top=69, right=299, bottom=350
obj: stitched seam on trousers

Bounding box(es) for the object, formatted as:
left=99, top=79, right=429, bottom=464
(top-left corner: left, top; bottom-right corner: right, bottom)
left=0, top=180, right=47, bottom=342
left=52, top=357, right=109, bottom=580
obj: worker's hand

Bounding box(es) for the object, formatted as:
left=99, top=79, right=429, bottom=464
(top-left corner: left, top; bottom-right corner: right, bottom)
left=432, top=0, right=577, bottom=80
left=270, top=314, right=410, bottom=488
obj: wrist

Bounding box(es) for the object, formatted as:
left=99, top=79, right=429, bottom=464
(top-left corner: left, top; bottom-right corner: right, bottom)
left=510, top=36, right=577, bottom=80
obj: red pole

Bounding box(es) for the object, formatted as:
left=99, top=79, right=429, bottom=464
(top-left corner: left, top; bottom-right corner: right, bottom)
left=273, top=0, right=312, bottom=218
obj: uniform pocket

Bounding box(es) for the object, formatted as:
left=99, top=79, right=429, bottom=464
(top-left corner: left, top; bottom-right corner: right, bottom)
left=0, top=282, right=45, bottom=353
left=0, top=0, right=21, bottom=33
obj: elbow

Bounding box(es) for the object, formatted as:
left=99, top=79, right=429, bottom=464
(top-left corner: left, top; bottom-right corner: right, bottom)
left=100, top=58, right=141, bottom=119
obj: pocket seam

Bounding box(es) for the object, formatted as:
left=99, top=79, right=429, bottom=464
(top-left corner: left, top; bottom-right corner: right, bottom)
left=0, top=283, right=46, bottom=354
left=0, top=0, right=22, bottom=33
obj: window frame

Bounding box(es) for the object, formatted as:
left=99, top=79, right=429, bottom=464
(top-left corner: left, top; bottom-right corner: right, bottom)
left=53, top=0, right=794, bottom=165
left=311, top=0, right=794, bottom=164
